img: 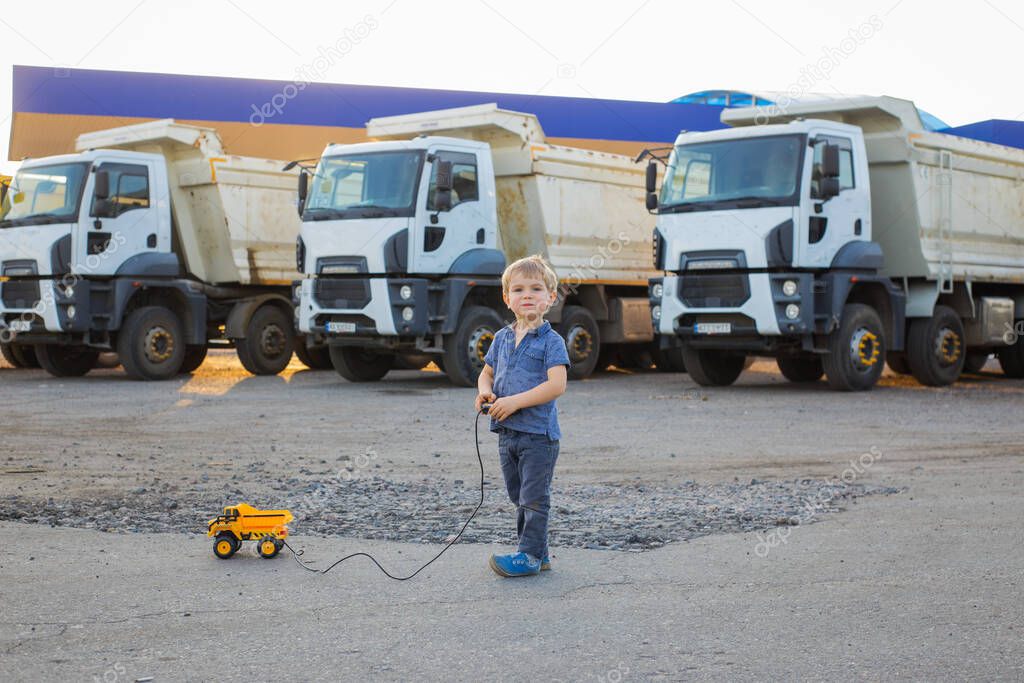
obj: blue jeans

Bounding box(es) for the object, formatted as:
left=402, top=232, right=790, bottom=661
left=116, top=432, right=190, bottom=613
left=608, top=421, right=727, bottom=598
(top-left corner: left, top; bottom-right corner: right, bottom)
left=497, top=428, right=560, bottom=559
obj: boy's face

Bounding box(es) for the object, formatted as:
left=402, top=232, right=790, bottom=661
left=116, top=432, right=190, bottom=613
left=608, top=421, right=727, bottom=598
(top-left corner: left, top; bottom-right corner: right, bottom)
left=503, top=273, right=557, bottom=324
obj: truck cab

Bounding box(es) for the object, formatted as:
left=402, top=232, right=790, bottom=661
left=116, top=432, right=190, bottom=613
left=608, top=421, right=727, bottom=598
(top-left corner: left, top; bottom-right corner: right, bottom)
left=296, top=135, right=506, bottom=384
left=650, top=117, right=905, bottom=390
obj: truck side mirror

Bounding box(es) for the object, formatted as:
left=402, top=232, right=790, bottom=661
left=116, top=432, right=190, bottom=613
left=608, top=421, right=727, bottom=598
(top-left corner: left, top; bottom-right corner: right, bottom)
left=819, top=176, right=840, bottom=200
left=645, top=161, right=657, bottom=193
left=821, top=144, right=841, bottom=178
left=94, top=170, right=110, bottom=200
left=433, top=160, right=453, bottom=213
left=297, top=173, right=308, bottom=216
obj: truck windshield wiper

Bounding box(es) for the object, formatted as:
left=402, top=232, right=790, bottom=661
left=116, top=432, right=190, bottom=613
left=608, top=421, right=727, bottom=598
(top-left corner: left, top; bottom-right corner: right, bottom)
left=718, top=196, right=783, bottom=207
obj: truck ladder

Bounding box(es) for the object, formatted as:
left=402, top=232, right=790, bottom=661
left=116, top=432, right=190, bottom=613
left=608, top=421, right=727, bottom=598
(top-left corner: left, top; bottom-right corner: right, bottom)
left=937, top=150, right=954, bottom=294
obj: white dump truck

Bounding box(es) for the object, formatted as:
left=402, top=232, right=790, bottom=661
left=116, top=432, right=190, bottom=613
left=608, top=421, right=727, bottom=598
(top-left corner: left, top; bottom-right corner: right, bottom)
left=0, top=119, right=325, bottom=379
left=295, top=104, right=675, bottom=385
left=646, top=96, right=1024, bottom=390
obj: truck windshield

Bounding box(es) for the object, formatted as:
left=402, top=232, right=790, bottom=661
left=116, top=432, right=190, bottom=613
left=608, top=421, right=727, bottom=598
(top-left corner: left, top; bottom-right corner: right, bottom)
left=659, top=134, right=805, bottom=212
left=304, top=150, right=424, bottom=220
left=0, top=163, right=89, bottom=228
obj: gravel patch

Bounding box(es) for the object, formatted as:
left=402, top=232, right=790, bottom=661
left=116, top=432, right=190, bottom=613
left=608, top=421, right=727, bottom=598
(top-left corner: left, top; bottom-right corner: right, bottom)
left=0, top=475, right=902, bottom=552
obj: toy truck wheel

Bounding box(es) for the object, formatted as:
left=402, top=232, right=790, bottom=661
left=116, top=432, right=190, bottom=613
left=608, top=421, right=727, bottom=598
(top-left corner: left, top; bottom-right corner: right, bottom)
left=258, top=538, right=281, bottom=559
left=443, top=306, right=503, bottom=387
left=294, top=337, right=332, bottom=369
left=906, top=306, right=965, bottom=387
left=235, top=305, right=295, bottom=376
left=36, top=345, right=99, bottom=378
left=213, top=533, right=239, bottom=559
left=777, top=355, right=824, bottom=383
left=329, top=345, right=394, bottom=382
left=178, top=345, right=208, bottom=374
left=997, top=321, right=1024, bottom=378
left=117, top=305, right=186, bottom=380
left=557, top=306, right=601, bottom=381
left=822, top=303, right=886, bottom=391
left=680, top=346, right=745, bottom=387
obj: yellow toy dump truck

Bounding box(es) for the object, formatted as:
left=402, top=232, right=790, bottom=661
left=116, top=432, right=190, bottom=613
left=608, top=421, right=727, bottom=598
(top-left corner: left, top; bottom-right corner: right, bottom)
left=208, top=504, right=293, bottom=559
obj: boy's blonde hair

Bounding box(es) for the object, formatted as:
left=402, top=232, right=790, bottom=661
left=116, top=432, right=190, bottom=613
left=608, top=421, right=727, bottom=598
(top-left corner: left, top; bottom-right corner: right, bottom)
left=502, top=254, right=558, bottom=294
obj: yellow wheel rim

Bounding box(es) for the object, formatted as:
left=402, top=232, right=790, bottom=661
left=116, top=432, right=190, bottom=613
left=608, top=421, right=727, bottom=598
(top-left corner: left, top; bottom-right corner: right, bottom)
left=216, top=540, right=232, bottom=555
left=261, top=540, right=276, bottom=555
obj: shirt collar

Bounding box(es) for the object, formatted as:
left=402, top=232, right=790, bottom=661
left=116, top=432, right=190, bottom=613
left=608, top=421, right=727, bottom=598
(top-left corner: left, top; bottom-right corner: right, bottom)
left=508, top=320, right=551, bottom=336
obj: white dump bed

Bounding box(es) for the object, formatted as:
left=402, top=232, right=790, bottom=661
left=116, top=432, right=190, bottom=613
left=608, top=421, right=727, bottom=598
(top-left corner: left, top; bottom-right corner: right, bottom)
left=725, top=96, right=1024, bottom=284
left=368, top=104, right=655, bottom=285
left=76, top=120, right=300, bottom=285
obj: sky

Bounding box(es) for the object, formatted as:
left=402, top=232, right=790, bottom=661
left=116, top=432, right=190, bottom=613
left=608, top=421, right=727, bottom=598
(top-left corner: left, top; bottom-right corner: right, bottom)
left=2, top=0, right=1023, bottom=174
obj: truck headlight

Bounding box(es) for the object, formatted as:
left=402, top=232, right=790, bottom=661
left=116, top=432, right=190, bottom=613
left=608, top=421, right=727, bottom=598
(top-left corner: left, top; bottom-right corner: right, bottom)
left=652, top=305, right=662, bottom=321
left=67, top=305, right=76, bottom=319
left=782, top=280, right=798, bottom=297
left=651, top=283, right=664, bottom=299
left=785, top=304, right=800, bottom=320
left=400, top=285, right=413, bottom=300
left=402, top=306, right=414, bottom=321
left=294, top=284, right=302, bottom=300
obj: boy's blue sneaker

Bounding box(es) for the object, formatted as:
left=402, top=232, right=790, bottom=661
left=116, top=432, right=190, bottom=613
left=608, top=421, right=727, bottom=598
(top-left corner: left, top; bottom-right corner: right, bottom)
left=541, top=555, right=551, bottom=571
left=489, top=552, right=542, bottom=577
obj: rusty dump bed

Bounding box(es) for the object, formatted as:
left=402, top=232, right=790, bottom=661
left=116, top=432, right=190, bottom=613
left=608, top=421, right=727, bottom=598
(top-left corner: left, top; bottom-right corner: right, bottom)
left=76, top=121, right=301, bottom=286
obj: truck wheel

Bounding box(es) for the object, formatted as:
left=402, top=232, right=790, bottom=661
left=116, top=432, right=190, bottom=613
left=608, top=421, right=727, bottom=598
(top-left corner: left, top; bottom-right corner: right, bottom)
left=680, top=346, right=745, bottom=386
left=962, top=351, right=990, bottom=374
left=18, top=345, right=40, bottom=368
left=777, top=355, right=824, bottom=383
left=236, top=305, right=294, bottom=376
left=653, top=346, right=687, bottom=373
left=822, top=303, right=886, bottom=391
left=178, top=345, right=208, bottom=374
left=117, top=306, right=186, bottom=381
left=36, top=345, right=99, bottom=378
left=997, top=322, right=1024, bottom=378
left=294, top=338, right=332, bottom=370
left=906, top=306, right=965, bottom=387
left=886, top=352, right=911, bottom=375
left=330, top=345, right=394, bottom=382
left=443, top=306, right=503, bottom=387
left=557, top=306, right=601, bottom=381
left=1, top=343, right=25, bottom=368
left=213, top=533, right=239, bottom=559
left=258, top=538, right=280, bottom=559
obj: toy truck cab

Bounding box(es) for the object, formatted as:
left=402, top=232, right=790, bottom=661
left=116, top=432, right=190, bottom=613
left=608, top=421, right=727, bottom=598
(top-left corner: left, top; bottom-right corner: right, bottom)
left=207, top=503, right=293, bottom=559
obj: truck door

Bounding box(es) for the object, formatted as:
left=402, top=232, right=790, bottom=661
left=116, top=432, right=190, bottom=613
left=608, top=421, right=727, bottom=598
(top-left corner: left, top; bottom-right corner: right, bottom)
left=76, top=160, right=164, bottom=276
left=412, top=150, right=483, bottom=273
left=798, top=135, right=868, bottom=268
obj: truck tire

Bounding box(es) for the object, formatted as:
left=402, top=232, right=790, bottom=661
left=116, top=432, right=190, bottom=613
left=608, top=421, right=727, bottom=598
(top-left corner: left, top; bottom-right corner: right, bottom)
left=294, top=338, right=332, bottom=370
left=36, top=345, right=99, bottom=378
left=680, top=345, right=745, bottom=387
left=330, top=345, right=394, bottom=382
left=117, top=305, right=186, bottom=381
left=443, top=305, right=503, bottom=387
left=258, top=538, right=281, bottom=559
left=906, top=306, right=965, bottom=387
left=822, top=303, right=885, bottom=391
left=997, top=322, right=1024, bottom=378
left=0, top=343, right=18, bottom=367
left=777, top=355, right=824, bottom=383
left=653, top=346, right=687, bottom=373
left=962, top=351, right=989, bottom=374
left=178, top=345, right=208, bottom=374
left=1, top=343, right=39, bottom=368
left=557, top=306, right=601, bottom=381
left=886, top=352, right=911, bottom=375
left=235, top=305, right=294, bottom=376
left=213, top=532, right=239, bottom=559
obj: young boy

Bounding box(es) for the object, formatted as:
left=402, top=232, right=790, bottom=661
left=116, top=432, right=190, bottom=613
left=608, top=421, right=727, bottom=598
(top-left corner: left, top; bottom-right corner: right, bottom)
left=476, top=254, right=570, bottom=577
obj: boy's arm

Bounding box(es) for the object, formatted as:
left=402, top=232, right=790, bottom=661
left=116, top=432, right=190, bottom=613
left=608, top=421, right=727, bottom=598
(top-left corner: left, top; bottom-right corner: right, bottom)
left=475, top=363, right=497, bottom=412
left=487, top=365, right=567, bottom=420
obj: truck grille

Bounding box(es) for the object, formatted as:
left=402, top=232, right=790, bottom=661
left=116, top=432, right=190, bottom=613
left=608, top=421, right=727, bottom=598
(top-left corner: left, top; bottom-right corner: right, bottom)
left=679, top=272, right=749, bottom=308
left=314, top=279, right=370, bottom=309
left=2, top=261, right=41, bottom=309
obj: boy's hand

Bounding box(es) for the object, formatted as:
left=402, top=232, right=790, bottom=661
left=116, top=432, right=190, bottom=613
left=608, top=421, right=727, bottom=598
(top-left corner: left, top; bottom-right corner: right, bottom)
left=475, top=392, right=497, bottom=413
left=487, top=396, right=521, bottom=421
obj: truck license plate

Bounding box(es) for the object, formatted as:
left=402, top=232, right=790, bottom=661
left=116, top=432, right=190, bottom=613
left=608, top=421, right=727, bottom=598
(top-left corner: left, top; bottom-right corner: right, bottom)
left=694, top=322, right=731, bottom=335
left=9, top=320, right=31, bottom=332
left=326, top=321, right=356, bottom=334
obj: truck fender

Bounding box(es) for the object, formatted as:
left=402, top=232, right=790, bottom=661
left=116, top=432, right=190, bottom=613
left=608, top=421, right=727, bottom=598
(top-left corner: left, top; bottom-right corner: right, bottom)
left=829, top=241, right=884, bottom=271
left=225, top=294, right=294, bottom=339
left=439, top=278, right=502, bottom=336
left=448, top=248, right=506, bottom=276
left=822, top=272, right=906, bottom=352
left=112, top=279, right=207, bottom=346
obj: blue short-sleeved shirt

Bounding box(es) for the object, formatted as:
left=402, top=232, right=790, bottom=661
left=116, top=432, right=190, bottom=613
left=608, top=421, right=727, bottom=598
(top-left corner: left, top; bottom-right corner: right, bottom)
left=484, top=320, right=570, bottom=440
